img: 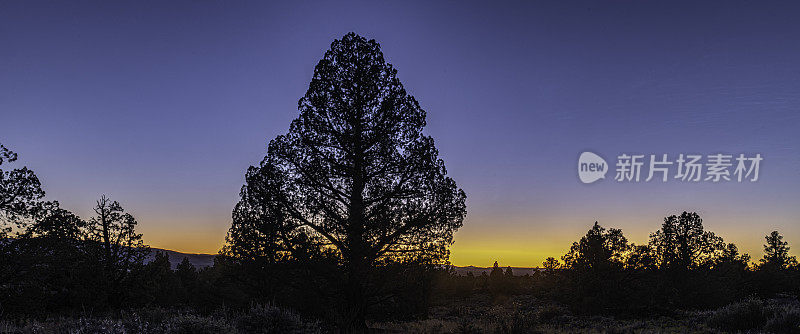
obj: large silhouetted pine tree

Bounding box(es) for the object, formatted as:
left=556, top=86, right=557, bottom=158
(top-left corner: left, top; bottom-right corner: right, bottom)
left=225, top=33, right=466, bottom=330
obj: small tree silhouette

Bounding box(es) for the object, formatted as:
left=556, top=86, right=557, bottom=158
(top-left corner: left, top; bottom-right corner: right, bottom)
left=176, top=257, right=198, bottom=282
left=504, top=266, right=514, bottom=278
left=562, top=222, right=628, bottom=271
left=141, top=251, right=179, bottom=305
left=714, top=243, right=750, bottom=271
left=759, top=231, right=797, bottom=270
left=86, top=195, right=149, bottom=305
left=489, top=261, right=503, bottom=279
left=542, top=257, right=561, bottom=274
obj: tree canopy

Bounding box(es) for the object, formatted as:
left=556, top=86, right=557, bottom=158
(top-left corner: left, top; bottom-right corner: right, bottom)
left=760, top=231, right=797, bottom=270
left=649, top=211, right=724, bottom=270
left=0, top=143, right=44, bottom=229
left=562, top=222, right=628, bottom=271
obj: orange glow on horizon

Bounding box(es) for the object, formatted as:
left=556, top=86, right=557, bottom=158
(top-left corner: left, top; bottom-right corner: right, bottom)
left=140, top=213, right=800, bottom=268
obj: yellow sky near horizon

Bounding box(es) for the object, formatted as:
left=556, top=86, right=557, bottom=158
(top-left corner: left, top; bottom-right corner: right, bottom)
left=141, top=212, right=800, bottom=268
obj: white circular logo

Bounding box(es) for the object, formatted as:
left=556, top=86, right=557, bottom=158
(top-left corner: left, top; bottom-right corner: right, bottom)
left=578, top=152, right=608, bottom=184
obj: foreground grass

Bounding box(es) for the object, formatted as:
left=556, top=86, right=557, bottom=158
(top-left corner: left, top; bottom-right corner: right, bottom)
left=372, top=294, right=800, bottom=333
left=0, top=304, right=322, bottom=334
left=3, top=296, right=799, bottom=333
left=372, top=294, right=715, bottom=334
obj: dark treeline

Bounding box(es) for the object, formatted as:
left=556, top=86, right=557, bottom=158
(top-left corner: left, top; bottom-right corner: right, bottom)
left=4, top=151, right=798, bottom=327
left=432, top=215, right=800, bottom=317
left=0, top=143, right=276, bottom=317
left=0, top=143, right=236, bottom=316
left=2, top=141, right=800, bottom=329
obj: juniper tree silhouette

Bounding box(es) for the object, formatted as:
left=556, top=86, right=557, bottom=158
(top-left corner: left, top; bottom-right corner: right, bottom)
left=504, top=266, right=514, bottom=278
left=542, top=257, right=561, bottom=274
left=175, top=256, right=199, bottom=304
left=562, top=222, right=628, bottom=271
left=86, top=195, right=149, bottom=306
left=488, top=261, right=504, bottom=295
left=759, top=231, right=797, bottom=270
left=176, top=256, right=198, bottom=283
left=625, top=243, right=657, bottom=270
left=714, top=242, right=750, bottom=271
left=490, top=261, right=503, bottom=278
left=0, top=147, right=122, bottom=313
left=224, top=33, right=466, bottom=330
left=139, top=251, right=181, bottom=306
left=0, top=142, right=48, bottom=313
left=558, top=222, right=630, bottom=313
left=24, top=201, right=86, bottom=240
left=0, top=143, right=44, bottom=231
left=1, top=201, right=92, bottom=314
left=649, top=211, right=724, bottom=271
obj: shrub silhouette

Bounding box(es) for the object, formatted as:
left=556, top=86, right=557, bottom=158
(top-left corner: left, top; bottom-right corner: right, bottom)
left=707, top=297, right=768, bottom=332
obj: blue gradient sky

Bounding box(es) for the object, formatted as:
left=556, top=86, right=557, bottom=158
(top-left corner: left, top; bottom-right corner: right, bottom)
left=1, top=1, right=798, bottom=265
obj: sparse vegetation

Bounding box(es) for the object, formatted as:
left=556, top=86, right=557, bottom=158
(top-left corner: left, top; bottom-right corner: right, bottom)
left=0, top=305, right=322, bottom=334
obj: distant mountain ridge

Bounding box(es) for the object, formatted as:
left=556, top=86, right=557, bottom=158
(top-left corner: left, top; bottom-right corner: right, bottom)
left=146, top=248, right=216, bottom=270
left=146, top=249, right=542, bottom=275
left=452, top=265, right=543, bottom=276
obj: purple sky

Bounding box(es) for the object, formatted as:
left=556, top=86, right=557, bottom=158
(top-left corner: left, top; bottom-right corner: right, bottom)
left=1, top=1, right=799, bottom=265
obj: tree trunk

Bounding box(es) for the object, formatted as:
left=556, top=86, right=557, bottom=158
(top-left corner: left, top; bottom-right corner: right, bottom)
left=343, top=114, right=369, bottom=331
left=343, top=264, right=368, bottom=332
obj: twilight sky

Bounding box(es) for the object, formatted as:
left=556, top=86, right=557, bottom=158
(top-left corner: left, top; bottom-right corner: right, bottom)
left=1, top=1, right=798, bottom=266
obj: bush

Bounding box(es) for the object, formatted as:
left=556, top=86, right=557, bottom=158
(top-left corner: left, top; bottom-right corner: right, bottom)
left=456, top=319, right=480, bottom=334
left=234, top=304, right=322, bottom=334
left=707, top=297, right=768, bottom=332
left=765, top=305, right=800, bottom=334
left=5, top=318, right=129, bottom=334
left=535, top=304, right=569, bottom=323
left=165, top=314, right=233, bottom=334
